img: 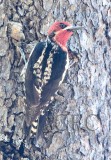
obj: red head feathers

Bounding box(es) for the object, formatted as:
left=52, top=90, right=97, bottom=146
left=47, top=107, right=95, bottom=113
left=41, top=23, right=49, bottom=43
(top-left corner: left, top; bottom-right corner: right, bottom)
left=48, top=21, right=82, bottom=52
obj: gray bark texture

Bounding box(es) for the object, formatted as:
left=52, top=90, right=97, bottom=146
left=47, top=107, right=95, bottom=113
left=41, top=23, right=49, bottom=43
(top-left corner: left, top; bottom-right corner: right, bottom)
left=0, top=0, right=111, bottom=159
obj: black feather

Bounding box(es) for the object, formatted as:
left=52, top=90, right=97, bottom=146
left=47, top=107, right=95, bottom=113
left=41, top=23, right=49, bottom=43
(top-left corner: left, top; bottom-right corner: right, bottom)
left=24, top=40, right=68, bottom=140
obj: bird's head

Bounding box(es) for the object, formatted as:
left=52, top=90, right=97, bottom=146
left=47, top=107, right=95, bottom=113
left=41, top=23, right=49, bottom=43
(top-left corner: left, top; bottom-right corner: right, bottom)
left=48, top=21, right=82, bottom=52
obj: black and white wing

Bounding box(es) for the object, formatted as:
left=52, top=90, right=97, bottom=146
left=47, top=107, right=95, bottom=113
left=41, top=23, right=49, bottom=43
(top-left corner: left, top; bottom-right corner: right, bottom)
left=25, top=41, right=68, bottom=127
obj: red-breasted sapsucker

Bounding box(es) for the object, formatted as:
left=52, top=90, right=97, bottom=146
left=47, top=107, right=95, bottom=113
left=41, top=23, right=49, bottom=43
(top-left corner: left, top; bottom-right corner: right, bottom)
left=24, top=21, right=81, bottom=142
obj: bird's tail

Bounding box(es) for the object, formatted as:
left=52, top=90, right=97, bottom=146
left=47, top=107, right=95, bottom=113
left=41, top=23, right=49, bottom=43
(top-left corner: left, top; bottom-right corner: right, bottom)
left=24, top=112, right=48, bottom=146
left=30, top=117, right=40, bottom=138
left=23, top=116, right=40, bottom=147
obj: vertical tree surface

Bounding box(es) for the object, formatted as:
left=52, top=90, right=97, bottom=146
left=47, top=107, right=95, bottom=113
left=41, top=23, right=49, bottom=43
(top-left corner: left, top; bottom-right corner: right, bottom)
left=0, top=0, right=111, bottom=159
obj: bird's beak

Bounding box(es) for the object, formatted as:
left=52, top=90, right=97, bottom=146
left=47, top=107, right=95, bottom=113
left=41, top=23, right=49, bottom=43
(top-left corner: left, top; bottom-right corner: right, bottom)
left=64, top=25, right=83, bottom=31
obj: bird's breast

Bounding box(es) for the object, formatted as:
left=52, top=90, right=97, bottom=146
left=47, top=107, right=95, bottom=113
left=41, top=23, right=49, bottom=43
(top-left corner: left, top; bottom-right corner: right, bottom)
left=59, top=52, right=69, bottom=85
left=48, top=47, right=69, bottom=84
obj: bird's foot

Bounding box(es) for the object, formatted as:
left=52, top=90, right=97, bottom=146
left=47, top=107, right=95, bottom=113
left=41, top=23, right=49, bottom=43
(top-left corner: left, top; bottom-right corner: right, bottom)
left=68, top=48, right=81, bottom=60
left=68, top=49, right=82, bottom=68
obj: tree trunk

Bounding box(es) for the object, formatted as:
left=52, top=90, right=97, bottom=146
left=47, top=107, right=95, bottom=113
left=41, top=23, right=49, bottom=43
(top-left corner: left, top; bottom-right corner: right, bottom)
left=0, top=0, right=111, bottom=159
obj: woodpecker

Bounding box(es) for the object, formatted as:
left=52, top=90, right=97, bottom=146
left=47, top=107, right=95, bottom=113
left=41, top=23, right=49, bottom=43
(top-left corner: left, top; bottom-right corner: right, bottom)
left=24, top=21, right=81, bottom=142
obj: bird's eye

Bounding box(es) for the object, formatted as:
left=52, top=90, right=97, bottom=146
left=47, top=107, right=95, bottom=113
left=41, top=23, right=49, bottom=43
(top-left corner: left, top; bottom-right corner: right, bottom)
left=59, top=23, right=67, bottom=29
left=49, top=31, right=55, bottom=39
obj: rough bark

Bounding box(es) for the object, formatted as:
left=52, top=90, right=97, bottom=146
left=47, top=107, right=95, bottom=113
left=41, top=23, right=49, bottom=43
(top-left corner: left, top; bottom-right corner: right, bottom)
left=0, top=0, right=111, bottom=159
